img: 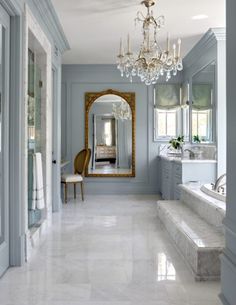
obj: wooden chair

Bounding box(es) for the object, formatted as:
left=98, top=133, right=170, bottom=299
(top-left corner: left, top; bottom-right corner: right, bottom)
left=61, top=149, right=91, bottom=203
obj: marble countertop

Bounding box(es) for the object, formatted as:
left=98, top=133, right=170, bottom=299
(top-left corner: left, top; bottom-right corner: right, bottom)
left=158, top=155, right=217, bottom=164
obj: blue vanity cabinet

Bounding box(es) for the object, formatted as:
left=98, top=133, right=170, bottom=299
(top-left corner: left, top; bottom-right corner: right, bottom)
left=159, top=156, right=217, bottom=200
left=161, top=158, right=173, bottom=200
left=173, top=162, right=182, bottom=199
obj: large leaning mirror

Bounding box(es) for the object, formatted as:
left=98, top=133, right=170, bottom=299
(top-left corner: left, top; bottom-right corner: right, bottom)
left=85, top=89, right=136, bottom=177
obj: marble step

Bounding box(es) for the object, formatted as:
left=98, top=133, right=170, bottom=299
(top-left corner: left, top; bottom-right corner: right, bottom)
left=157, top=200, right=225, bottom=281
left=179, top=184, right=226, bottom=233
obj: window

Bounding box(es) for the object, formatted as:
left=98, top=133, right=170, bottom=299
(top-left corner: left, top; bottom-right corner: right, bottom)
left=154, top=109, right=179, bottom=139
left=104, top=120, right=112, bottom=146
left=192, top=109, right=212, bottom=142
left=191, top=82, right=213, bottom=142
left=154, top=84, right=181, bottom=141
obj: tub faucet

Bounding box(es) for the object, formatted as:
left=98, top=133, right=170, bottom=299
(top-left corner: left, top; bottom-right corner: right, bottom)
left=184, top=149, right=195, bottom=159
left=213, top=173, right=227, bottom=192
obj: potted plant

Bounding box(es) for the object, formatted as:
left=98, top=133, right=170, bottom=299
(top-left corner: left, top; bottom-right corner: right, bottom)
left=193, top=135, right=201, bottom=143
left=168, top=136, right=184, bottom=155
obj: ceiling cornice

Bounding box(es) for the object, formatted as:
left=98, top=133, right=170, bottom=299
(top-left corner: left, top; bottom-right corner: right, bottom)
left=30, top=0, right=70, bottom=54
left=1, top=0, right=22, bottom=15
left=183, top=27, right=226, bottom=69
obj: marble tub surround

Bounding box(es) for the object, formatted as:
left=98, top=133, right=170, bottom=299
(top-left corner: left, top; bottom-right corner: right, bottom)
left=201, top=184, right=226, bottom=203
left=157, top=200, right=224, bottom=281
left=179, top=184, right=226, bottom=232
left=0, top=195, right=221, bottom=305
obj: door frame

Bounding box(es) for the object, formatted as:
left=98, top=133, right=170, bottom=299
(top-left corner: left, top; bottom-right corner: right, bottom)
left=2, top=1, right=26, bottom=267
left=52, top=64, right=62, bottom=212
left=0, top=3, right=10, bottom=277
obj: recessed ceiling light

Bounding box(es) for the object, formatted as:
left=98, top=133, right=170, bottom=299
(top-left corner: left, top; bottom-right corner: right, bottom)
left=192, top=14, right=209, bottom=20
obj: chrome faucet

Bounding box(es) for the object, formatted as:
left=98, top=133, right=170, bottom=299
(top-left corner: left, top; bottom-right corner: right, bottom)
left=213, top=173, right=227, bottom=192
left=184, top=149, right=195, bottom=159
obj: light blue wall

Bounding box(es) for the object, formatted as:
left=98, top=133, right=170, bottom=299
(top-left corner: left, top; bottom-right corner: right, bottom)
left=183, top=28, right=226, bottom=177
left=62, top=65, right=182, bottom=194
left=220, top=1, right=236, bottom=304
left=61, top=29, right=226, bottom=195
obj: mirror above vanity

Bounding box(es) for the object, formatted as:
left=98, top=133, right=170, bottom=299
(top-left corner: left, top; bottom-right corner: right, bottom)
left=191, top=61, right=215, bottom=143
left=85, top=89, right=135, bottom=177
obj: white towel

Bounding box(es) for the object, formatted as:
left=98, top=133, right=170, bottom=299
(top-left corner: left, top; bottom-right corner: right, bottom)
left=32, top=153, right=45, bottom=210
left=31, top=154, right=37, bottom=210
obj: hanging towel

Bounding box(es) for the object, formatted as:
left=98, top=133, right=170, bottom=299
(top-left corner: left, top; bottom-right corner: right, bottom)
left=31, top=154, right=37, bottom=210
left=33, top=152, right=45, bottom=210
left=28, top=153, right=36, bottom=210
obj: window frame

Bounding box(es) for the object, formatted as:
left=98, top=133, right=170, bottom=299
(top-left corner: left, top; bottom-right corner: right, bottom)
left=191, top=108, right=213, bottom=143
left=153, top=84, right=183, bottom=142
left=152, top=75, right=216, bottom=144
left=154, top=107, right=182, bottom=142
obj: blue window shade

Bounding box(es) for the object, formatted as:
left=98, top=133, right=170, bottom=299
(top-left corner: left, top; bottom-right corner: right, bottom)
left=155, top=84, right=181, bottom=110
left=192, top=84, right=212, bottom=110
left=181, top=83, right=189, bottom=107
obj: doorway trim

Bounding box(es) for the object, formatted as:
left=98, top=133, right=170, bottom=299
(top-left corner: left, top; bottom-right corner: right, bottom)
left=0, top=0, right=25, bottom=267
left=52, top=64, right=62, bottom=212
left=23, top=5, right=52, bottom=259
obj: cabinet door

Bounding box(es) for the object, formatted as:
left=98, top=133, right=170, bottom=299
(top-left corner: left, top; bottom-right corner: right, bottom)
left=173, top=163, right=182, bottom=200
left=161, top=160, right=173, bottom=200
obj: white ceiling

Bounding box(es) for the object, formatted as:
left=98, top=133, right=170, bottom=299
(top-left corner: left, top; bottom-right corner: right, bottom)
left=51, top=0, right=225, bottom=64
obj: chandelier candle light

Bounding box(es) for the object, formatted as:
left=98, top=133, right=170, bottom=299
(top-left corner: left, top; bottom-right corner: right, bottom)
left=117, top=0, right=183, bottom=85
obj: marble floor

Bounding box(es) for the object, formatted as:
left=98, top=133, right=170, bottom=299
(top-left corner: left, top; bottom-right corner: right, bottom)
left=0, top=195, right=222, bottom=305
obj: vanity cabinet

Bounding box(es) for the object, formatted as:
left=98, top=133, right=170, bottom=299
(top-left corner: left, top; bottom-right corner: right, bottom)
left=161, top=158, right=173, bottom=200
left=173, top=162, right=182, bottom=199
left=159, top=156, right=217, bottom=200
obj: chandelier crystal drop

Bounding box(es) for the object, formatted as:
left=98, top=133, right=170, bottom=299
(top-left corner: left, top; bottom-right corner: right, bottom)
left=117, top=0, right=183, bottom=85
left=112, top=100, right=132, bottom=121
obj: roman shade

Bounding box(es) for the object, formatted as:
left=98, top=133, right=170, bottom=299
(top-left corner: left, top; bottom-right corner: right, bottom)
left=192, top=84, right=212, bottom=110
left=155, top=84, right=181, bottom=110
left=181, top=83, right=189, bottom=107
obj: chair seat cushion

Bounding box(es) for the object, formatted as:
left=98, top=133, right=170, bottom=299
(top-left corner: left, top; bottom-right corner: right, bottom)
left=61, top=174, right=83, bottom=183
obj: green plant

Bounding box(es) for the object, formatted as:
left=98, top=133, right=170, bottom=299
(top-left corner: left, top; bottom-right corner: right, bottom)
left=169, top=136, right=184, bottom=150
left=193, top=135, right=201, bottom=143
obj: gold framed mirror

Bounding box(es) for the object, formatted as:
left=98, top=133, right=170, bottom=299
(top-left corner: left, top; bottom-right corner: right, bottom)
left=85, top=89, right=135, bottom=177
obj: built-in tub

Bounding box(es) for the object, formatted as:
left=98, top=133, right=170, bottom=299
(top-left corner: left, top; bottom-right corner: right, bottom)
left=201, top=184, right=226, bottom=203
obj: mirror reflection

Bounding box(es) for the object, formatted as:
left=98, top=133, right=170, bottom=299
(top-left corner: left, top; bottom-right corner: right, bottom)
left=87, top=94, right=133, bottom=176
left=192, top=62, right=215, bottom=142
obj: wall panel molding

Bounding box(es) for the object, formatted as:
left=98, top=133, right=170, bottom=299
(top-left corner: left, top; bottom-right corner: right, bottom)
left=61, top=65, right=163, bottom=194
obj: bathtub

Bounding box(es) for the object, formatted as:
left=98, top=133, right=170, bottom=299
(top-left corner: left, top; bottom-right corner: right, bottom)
left=200, top=184, right=226, bottom=202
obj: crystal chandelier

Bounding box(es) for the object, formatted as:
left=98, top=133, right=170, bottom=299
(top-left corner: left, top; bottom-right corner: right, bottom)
left=112, top=100, right=132, bottom=121
left=117, top=0, right=183, bottom=85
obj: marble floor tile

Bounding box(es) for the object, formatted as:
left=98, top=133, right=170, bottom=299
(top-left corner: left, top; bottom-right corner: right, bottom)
left=0, top=195, right=221, bottom=305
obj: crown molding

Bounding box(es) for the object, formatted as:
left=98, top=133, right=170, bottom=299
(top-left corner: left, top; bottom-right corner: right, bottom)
left=183, top=27, right=226, bottom=69
left=30, top=0, right=70, bottom=54
left=1, top=0, right=22, bottom=15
